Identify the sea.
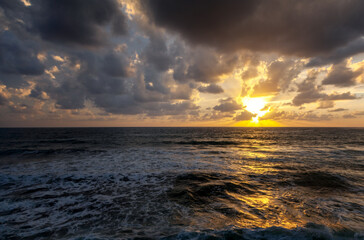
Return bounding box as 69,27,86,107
0,127,363,239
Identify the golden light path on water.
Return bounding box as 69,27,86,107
193,142,345,231
181,145,308,230
222,147,303,230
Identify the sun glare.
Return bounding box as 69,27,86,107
242,97,270,123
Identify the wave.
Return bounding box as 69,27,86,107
161,223,363,240
36,139,88,144
175,140,240,146
292,171,351,190
167,172,260,218
0,148,106,158
67,223,364,239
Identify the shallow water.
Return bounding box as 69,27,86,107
0,127,363,239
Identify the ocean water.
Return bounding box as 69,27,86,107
0,127,363,240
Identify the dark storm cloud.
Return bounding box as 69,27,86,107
80,73,126,95
142,33,173,72
322,61,362,87
140,33,239,85
143,67,171,95
213,98,241,113
144,0,364,57
26,48,132,110
28,45,199,115
0,0,127,47
307,38,364,67
102,52,131,78
51,50,131,109
30,0,127,46
92,94,142,115
51,81,86,110
0,0,29,35
292,71,358,106
198,84,224,94
0,74,28,89
0,31,44,87
172,48,239,83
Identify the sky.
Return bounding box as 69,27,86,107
0,0,363,127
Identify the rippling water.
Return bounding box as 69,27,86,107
0,127,363,239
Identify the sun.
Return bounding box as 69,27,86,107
242,97,270,123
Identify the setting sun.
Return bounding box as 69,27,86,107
242,97,270,122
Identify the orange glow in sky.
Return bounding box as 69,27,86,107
242,97,270,123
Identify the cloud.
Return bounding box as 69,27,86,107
235,110,256,121
0,91,7,105
322,61,361,87
173,47,239,83
307,37,364,67
27,49,134,110
30,0,127,46
355,111,364,115
261,108,333,121
198,84,224,94
292,70,359,106
140,33,240,85
251,59,302,97
241,67,259,80
29,86,49,100
145,101,199,116
41,49,198,115
0,31,44,87
297,112,332,121
292,71,325,106
102,52,133,78
317,101,334,109
213,98,242,113
144,0,364,57
142,33,173,72
0,0,127,47
343,113,356,119
260,109,295,121
324,92,358,101
241,54,260,80
328,108,348,112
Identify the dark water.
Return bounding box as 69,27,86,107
0,127,363,239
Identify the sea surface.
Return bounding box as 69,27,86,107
0,127,363,239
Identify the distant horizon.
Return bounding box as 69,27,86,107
1,126,364,129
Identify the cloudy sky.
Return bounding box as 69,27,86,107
0,0,363,127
